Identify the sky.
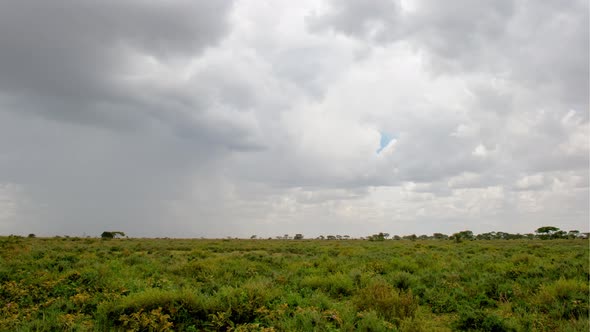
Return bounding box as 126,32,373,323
0,0,588,238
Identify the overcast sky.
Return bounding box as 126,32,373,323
0,0,588,238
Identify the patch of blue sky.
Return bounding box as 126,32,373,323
376,132,396,154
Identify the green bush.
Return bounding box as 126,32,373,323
96,289,215,330
390,271,415,291
299,273,354,297
355,280,419,324
533,278,589,320
355,310,396,331
453,308,516,331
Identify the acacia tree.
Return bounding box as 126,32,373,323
568,230,580,239
535,226,560,240
402,234,417,241
451,230,474,243
368,232,386,241
433,233,447,240
101,231,125,239
101,231,113,239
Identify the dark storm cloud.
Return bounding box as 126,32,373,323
0,0,246,236
0,0,234,126
0,107,222,236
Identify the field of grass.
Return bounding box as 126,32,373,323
0,236,588,331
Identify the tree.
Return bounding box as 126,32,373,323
535,226,560,240
568,230,580,239
101,231,125,239
368,233,386,241
460,230,474,240
402,234,417,241
250,235,257,239
451,230,473,243
433,233,447,240
27,233,36,238
294,234,304,240
536,226,559,234
496,232,509,240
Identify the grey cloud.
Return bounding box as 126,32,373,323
0,0,587,237
0,0,258,236
406,0,516,69
307,0,401,39
0,0,266,154
308,0,588,109
0,0,235,125
0,110,212,235
388,120,490,183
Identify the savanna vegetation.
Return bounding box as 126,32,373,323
0,233,588,331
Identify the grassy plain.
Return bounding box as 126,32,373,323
0,236,588,331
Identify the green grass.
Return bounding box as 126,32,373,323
0,237,588,331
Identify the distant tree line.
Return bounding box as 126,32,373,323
10,226,588,241
260,227,587,241
374,226,587,242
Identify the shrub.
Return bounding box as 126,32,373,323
300,273,354,297
367,261,388,275
119,307,174,331
96,289,216,330
453,308,516,332
355,280,419,324
214,279,281,326
290,306,331,331
390,271,415,291
355,311,395,331
349,268,363,288
533,278,589,320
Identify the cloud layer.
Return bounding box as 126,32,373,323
0,0,587,237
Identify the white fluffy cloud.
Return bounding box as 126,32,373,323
0,0,587,237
